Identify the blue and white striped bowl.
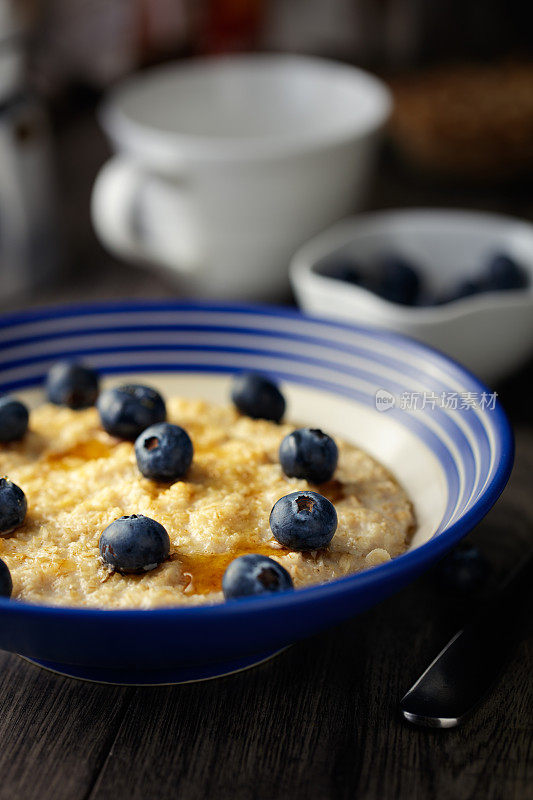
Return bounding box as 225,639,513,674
0,301,513,684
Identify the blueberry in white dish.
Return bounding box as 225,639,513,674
46,361,99,409
0,396,29,442
0,478,27,536
483,253,528,292
279,427,338,484
97,384,166,440
0,558,12,598
320,257,363,285
456,279,483,299
434,253,528,306
270,490,337,551
99,514,170,573
222,554,293,600
377,254,421,306
436,542,488,595
135,422,193,482
231,372,285,423
437,278,482,305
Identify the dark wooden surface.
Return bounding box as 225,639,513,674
0,427,531,800
0,106,532,800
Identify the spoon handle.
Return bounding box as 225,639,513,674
400,550,533,728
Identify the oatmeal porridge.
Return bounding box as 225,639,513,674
0,396,415,608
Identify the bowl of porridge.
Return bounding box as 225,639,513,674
0,302,513,684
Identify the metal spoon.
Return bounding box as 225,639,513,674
400,550,533,728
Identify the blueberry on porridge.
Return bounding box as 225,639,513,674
0,370,414,608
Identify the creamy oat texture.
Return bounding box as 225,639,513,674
0,397,414,608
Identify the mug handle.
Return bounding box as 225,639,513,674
91,156,200,272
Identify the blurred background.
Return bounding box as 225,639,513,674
1,0,533,399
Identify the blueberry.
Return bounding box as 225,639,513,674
0,477,27,536
484,253,528,292
436,542,489,594
321,258,363,285
269,490,337,551
0,559,12,598
99,514,170,573
0,397,29,442
231,373,285,423
97,384,166,440
438,279,483,305
377,254,421,306
279,428,338,484
46,361,99,409
222,554,293,600
135,422,193,482
453,279,481,298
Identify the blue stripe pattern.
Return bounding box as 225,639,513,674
0,301,511,542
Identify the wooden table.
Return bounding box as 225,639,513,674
0,108,531,800
0,423,530,800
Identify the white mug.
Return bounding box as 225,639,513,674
91,54,391,300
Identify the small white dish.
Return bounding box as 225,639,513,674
290,208,533,384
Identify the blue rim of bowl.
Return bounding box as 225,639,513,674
0,299,514,619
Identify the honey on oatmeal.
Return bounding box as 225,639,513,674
0,396,414,608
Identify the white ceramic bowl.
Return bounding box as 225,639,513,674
291,209,533,384
92,54,391,300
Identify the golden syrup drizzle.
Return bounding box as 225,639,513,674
45,439,114,469
315,479,346,504
32,433,350,597
177,541,290,595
